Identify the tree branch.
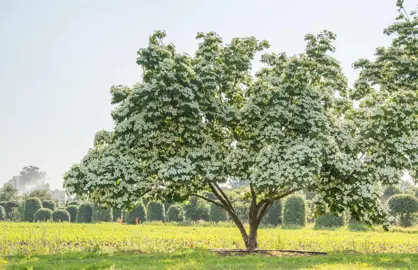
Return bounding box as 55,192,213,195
192,194,225,209
213,182,234,212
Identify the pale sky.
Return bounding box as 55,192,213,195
0,0,414,190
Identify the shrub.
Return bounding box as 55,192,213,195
92,204,113,222
23,197,43,222
166,204,184,222
184,197,209,221
113,207,123,221
348,217,372,231
314,213,345,229
34,208,53,222
0,206,5,221
52,209,70,222
42,200,56,211
383,185,402,198
65,205,78,222
263,200,282,226
2,201,20,220
68,201,79,206
126,201,146,224
283,195,307,227
147,202,165,222
388,194,418,227
209,204,228,222
76,203,93,223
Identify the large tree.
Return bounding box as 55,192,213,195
5,166,49,194
64,2,417,250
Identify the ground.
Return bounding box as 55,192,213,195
1,222,417,269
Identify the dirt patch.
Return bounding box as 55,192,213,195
212,249,327,257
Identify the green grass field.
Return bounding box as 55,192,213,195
1,222,418,269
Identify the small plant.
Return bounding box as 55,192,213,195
147,202,165,222
76,203,93,223
126,201,147,224
23,197,43,222
166,204,184,222
65,205,78,222
34,208,53,222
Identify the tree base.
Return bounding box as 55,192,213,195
211,249,327,256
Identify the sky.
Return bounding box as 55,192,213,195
0,0,415,190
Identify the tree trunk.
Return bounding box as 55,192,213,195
246,224,258,250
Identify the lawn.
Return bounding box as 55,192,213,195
1,222,418,269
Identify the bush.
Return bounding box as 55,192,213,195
348,217,372,231
0,206,5,221
283,195,307,227
263,200,282,226
34,208,53,222
233,202,249,223
126,201,146,224
52,209,70,222
92,205,113,222
184,197,209,221
209,204,228,222
113,207,123,221
2,201,20,220
314,213,345,229
42,200,56,211
166,204,184,222
23,197,43,222
68,201,79,206
383,185,402,198
147,202,165,222
76,203,93,223
388,194,418,227
65,205,78,222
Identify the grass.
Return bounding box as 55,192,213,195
1,222,418,256
1,249,418,269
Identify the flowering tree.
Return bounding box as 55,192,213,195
64,1,417,250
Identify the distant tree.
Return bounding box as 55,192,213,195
209,204,228,222
5,166,49,194
22,189,55,203
262,200,283,226
146,202,165,222
23,197,42,222
283,195,307,227
388,194,418,227
184,197,209,222
166,204,184,222
92,204,113,222
2,201,20,220
0,184,19,201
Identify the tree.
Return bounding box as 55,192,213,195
283,195,307,227
5,166,49,194
92,204,113,222
22,189,55,203
64,2,418,250
23,197,42,222
184,197,209,221
146,202,165,222
388,194,418,227
0,184,19,201
166,204,184,222
209,204,228,222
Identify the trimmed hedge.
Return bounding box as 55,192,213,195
76,203,93,223
147,202,165,222
68,201,79,206
0,206,5,221
383,185,402,198
209,204,228,222
92,205,113,222
52,209,70,222
42,200,56,211
126,201,146,224
23,197,43,222
34,208,53,222
263,200,283,226
348,217,372,231
388,194,418,227
314,213,345,229
166,204,184,222
65,205,78,222
113,208,123,221
283,195,307,227
184,197,209,221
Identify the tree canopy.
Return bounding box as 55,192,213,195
64,1,417,249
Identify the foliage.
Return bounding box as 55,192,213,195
166,204,184,222
113,207,123,221
23,197,42,222
42,200,56,211
184,197,209,221
146,202,165,222
65,205,78,222
5,166,49,194
76,203,93,223
383,186,402,198
126,201,146,224
209,204,228,222
348,217,372,232
388,194,418,227
0,206,5,221
67,201,79,206
0,184,18,202
92,204,113,222
52,209,71,222
22,189,55,203
283,195,307,227
63,2,418,248
33,208,53,222
314,213,345,229
262,200,282,226
0,201,20,220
